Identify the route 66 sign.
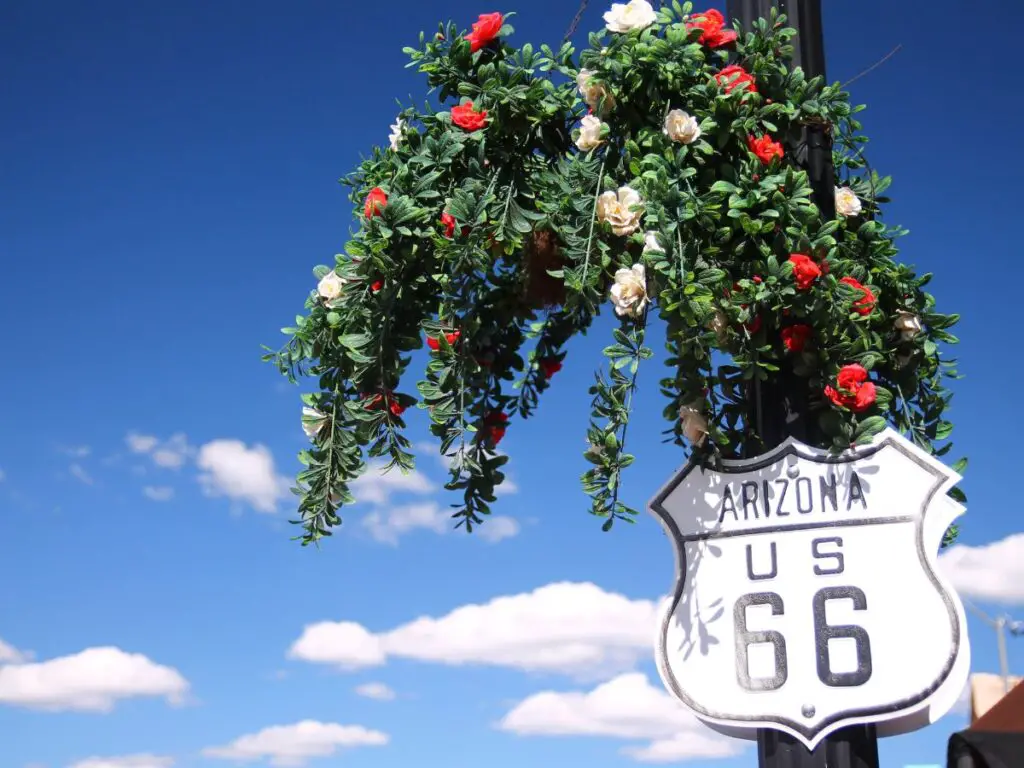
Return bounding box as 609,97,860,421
649,428,970,749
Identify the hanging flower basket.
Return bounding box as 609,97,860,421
266,1,964,547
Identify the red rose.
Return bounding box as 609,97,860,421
466,12,503,53
687,9,738,48
839,276,877,316
364,187,387,218
747,134,783,164
451,101,488,131
370,280,383,292
825,363,877,413
715,64,757,94
781,324,812,352
426,330,461,351
539,358,562,378
483,410,509,445
441,212,457,238
788,254,822,291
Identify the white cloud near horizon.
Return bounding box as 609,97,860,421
0,646,189,712
499,672,741,763
69,755,174,768
938,533,1024,603
201,721,388,767
288,582,657,678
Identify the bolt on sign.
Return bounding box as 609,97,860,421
648,428,970,749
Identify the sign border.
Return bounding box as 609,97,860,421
648,428,964,746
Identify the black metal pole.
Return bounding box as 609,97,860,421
725,2,881,767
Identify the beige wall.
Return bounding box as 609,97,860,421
971,673,1023,722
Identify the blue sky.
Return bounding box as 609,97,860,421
1,0,1022,766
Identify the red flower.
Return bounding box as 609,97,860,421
539,358,562,378
752,275,762,284
441,212,457,238
715,64,757,94
825,364,877,413
687,9,738,48
451,102,488,131
781,324,812,352
426,330,461,351
370,280,383,292
366,392,406,417
747,134,783,164
840,276,877,316
483,410,509,446
745,314,762,334
466,12,503,53
364,187,387,218
788,254,822,291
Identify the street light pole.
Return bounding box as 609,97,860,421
725,1,879,767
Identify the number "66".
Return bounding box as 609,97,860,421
734,586,872,691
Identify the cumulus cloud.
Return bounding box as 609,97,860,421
142,486,175,502
354,682,395,701
196,440,289,514
499,673,740,763
125,433,192,469
201,721,388,767
69,755,174,768
477,516,520,542
0,637,31,664
938,533,1024,603
126,433,160,454
0,647,189,712
361,502,520,545
288,582,656,678
351,460,434,505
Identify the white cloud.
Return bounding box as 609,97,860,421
0,637,31,664
0,646,189,712
362,503,447,544
938,533,1024,603
69,463,94,486
142,486,175,502
478,516,520,542
351,460,434,505
499,673,740,763
196,440,288,514
60,445,92,458
125,433,192,469
201,721,388,767
354,682,395,701
69,755,174,768
288,582,657,678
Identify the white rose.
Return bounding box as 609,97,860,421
709,309,729,343
577,69,615,112
317,270,345,303
604,0,658,33
597,185,644,236
663,109,701,145
609,264,648,318
894,310,923,341
643,231,663,254
388,118,404,151
302,407,329,440
575,114,605,151
678,402,708,445
835,186,862,218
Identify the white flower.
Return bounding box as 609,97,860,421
642,231,664,254
577,69,615,112
609,264,648,318
835,186,862,217
709,309,729,343
302,407,329,439
678,402,709,445
604,0,658,33
663,109,701,144
894,310,923,341
317,270,345,303
575,114,606,151
388,118,404,151
597,185,644,236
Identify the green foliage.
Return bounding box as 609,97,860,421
266,6,963,546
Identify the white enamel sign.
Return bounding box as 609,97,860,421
649,428,970,749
